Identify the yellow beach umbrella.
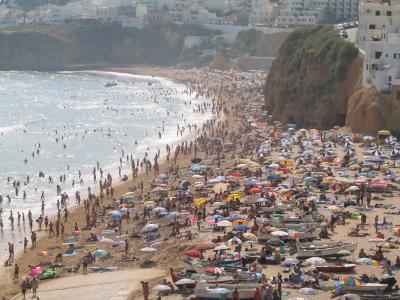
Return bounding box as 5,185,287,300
194,198,207,206
227,193,241,201
232,220,249,226
144,201,155,206
122,192,135,197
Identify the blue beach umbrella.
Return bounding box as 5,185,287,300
233,225,250,232
111,213,122,219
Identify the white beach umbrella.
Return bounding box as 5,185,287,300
153,284,172,292
271,231,289,237
216,220,232,227
299,288,319,295
305,257,327,266
212,245,229,251
175,278,196,285
140,247,157,253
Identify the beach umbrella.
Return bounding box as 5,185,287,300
213,183,229,193
110,213,122,219
142,224,159,233
271,230,289,237
185,249,203,258
356,258,373,265
122,192,135,197
289,298,309,300
370,149,383,156
211,201,223,207
256,197,268,203
233,225,250,232
363,136,375,141
152,187,165,193
194,198,207,206
249,187,262,194
144,201,156,206
107,210,119,215
153,284,171,292
368,237,386,242
158,174,169,180
283,258,300,266
298,288,318,295
175,278,196,286
305,257,326,266
167,211,180,218
268,163,280,169
212,214,224,221
213,245,229,251
193,181,204,188
242,232,258,241
192,174,204,179
267,239,284,246
29,267,43,276
152,207,166,212
191,158,202,164
99,238,116,244
194,243,216,251
216,220,232,227
227,237,243,245
39,251,49,257
345,186,359,193
92,249,108,257
122,195,136,201
230,172,241,177
140,247,157,253
227,215,243,222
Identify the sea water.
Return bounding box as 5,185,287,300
0,70,212,256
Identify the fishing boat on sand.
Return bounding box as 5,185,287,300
194,281,267,300
296,240,357,258
315,264,356,273
344,283,388,292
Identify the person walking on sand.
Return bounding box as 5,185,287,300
20,279,27,299
124,239,129,257
32,276,39,298
14,263,19,283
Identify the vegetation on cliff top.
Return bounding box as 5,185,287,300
264,25,359,129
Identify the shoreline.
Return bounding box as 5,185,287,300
0,66,226,299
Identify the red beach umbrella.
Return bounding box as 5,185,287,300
185,249,204,259
249,187,262,193
194,243,216,251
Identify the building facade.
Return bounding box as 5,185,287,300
359,0,400,96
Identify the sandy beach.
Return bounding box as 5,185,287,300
2,67,400,300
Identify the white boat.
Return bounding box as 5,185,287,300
194,281,267,300
296,240,357,258
344,283,388,293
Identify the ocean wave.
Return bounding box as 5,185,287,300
0,124,26,134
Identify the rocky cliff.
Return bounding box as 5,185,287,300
0,24,218,70
264,25,398,134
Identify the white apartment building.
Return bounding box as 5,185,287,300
249,0,275,25
359,0,400,97
276,14,317,26
275,0,326,27
328,0,359,21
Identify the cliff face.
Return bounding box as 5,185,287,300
0,24,218,70
264,25,398,134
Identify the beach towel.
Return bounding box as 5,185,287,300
62,250,80,257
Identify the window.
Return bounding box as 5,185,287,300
369,24,376,29
375,51,382,59
389,76,392,81
375,10,380,16
397,91,400,100
387,11,392,16
366,63,369,70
